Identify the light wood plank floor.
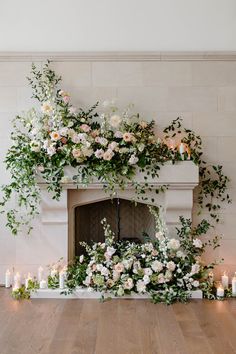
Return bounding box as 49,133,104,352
1,288,236,354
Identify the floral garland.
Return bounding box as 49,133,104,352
0,62,231,234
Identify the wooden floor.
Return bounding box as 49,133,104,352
1,288,236,354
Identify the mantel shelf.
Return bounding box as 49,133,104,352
38,161,199,191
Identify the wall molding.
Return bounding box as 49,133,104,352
1,51,236,62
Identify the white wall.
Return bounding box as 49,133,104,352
0,0,236,51
0,57,236,283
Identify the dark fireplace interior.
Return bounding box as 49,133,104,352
74,198,155,256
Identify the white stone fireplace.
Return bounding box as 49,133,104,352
39,161,198,265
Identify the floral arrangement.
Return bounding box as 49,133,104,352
61,207,220,304
11,207,221,304
0,62,231,234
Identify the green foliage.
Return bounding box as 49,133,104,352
11,279,39,300
163,117,231,222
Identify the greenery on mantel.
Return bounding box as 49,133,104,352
0,62,231,235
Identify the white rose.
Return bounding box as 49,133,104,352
166,261,176,271
136,280,146,293
128,154,139,165
155,231,164,240
47,146,56,156
79,255,84,263
41,102,53,114
72,148,82,159
101,267,110,277
94,149,104,159
114,262,124,273
122,259,133,270
113,270,120,282
143,275,150,285
81,147,93,157
98,137,108,146
157,273,165,284
133,261,141,274
167,239,180,251
144,268,153,276
59,127,69,136
114,130,123,138
108,141,118,150
106,246,116,257
191,264,200,275
96,264,103,272
151,260,163,272
124,278,134,290
110,114,122,128
193,238,203,248
192,280,199,288
176,250,186,259
103,149,114,161
137,143,145,152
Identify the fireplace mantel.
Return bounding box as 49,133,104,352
38,161,199,190
38,161,198,261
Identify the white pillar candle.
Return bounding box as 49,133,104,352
38,266,44,282
59,271,66,289
221,272,229,289
39,279,47,289
216,284,225,298
13,272,21,289
5,269,11,288
179,143,185,159
25,273,32,289
232,273,236,297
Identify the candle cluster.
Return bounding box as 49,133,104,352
5,264,67,291
207,271,236,300
166,139,191,160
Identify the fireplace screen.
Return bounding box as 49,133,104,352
74,199,155,256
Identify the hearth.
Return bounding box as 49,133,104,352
74,198,155,255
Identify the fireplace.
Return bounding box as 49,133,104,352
74,198,155,255
38,161,198,265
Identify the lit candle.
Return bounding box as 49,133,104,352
216,284,225,299
208,271,214,286
13,272,21,289
221,272,229,289
168,138,176,150
5,269,11,288
179,143,185,159
232,272,236,297
51,268,58,277
25,273,32,289
59,270,66,289
39,279,47,289
38,266,44,282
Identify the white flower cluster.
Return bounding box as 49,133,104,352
74,218,204,301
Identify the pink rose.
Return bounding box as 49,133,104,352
80,124,91,133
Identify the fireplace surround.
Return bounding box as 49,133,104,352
39,161,198,264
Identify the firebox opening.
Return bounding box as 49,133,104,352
74,198,155,256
